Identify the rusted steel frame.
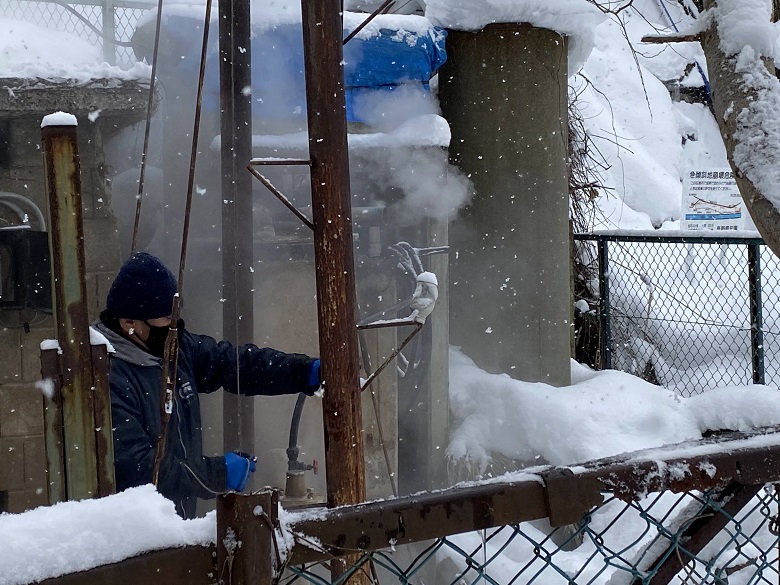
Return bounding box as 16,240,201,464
90,344,115,497
249,158,311,166
360,322,422,391
217,491,278,585
639,482,763,585
42,122,99,501
301,0,366,511
579,430,780,499
287,429,780,565
152,298,180,485
220,0,255,454
342,0,395,45
247,165,315,231
288,478,550,564
37,545,217,585
41,348,66,504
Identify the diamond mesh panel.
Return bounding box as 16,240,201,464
575,236,777,396
0,1,149,67
281,488,780,585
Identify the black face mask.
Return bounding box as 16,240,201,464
142,321,170,358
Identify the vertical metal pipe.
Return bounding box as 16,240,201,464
102,0,116,65
300,0,366,509
597,238,612,370
41,120,99,501
219,0,255,454
748,243,765,385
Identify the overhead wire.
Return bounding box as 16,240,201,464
131,0,167,253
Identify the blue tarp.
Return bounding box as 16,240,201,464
135,15,447,123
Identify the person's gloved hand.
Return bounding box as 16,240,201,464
224,452,256,492
306,358,322,396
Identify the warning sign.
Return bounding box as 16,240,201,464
681,168,744,232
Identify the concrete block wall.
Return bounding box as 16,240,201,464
0,114,122,512
0,318,51,512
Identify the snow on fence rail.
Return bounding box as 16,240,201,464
46,426,780,585
574,233,780,396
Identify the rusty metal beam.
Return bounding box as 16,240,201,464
40,348,65,504
642,482,763,585
36,545,216,585
286,426,780,564
90,344,115,497
41,120,99,501
300,0,366,511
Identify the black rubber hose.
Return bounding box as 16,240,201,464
287,392,307,467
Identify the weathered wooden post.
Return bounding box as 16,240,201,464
217,490,278,585
41,113,114,502
301,1,367,581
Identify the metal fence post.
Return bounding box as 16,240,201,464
217,491,278,585
597,237,612,370
102,0,116,65
41,116,99,501
748,243,765,385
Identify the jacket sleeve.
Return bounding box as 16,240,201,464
111,370,227,500
185,329,318,397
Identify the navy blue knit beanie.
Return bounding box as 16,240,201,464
106,253,177,320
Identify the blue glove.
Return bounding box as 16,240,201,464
224,452,256,492
307,359,321,393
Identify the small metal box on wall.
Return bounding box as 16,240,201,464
0,227,52,313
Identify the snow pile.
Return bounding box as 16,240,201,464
424,0,605,74
0,485,215,585
715,0,775,58
0,19,150,82
448,348,780,474
41,111,77,128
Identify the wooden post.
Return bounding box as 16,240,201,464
41,115,115,501
301,3,367,581
300,0,366,508
217,491,277,585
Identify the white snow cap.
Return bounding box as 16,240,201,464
716,0,777,58
424,0,605,75
41,111,77,128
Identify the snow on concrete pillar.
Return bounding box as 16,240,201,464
441,23,572,386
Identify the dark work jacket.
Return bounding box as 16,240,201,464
93,319,317,519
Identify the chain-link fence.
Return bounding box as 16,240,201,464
0,0,151,66
574,234,780,396
283,487,780,585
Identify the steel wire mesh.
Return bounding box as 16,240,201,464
0,0,148,67
282,488,780,585
574,236,780,396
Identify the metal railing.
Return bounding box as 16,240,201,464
0,0,154,66
206,426,780,585
574,233,780,396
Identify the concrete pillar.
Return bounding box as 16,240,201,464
440,23,571,386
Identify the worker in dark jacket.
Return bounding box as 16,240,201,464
93,252,321,518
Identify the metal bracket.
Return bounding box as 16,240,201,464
540,468,602,527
